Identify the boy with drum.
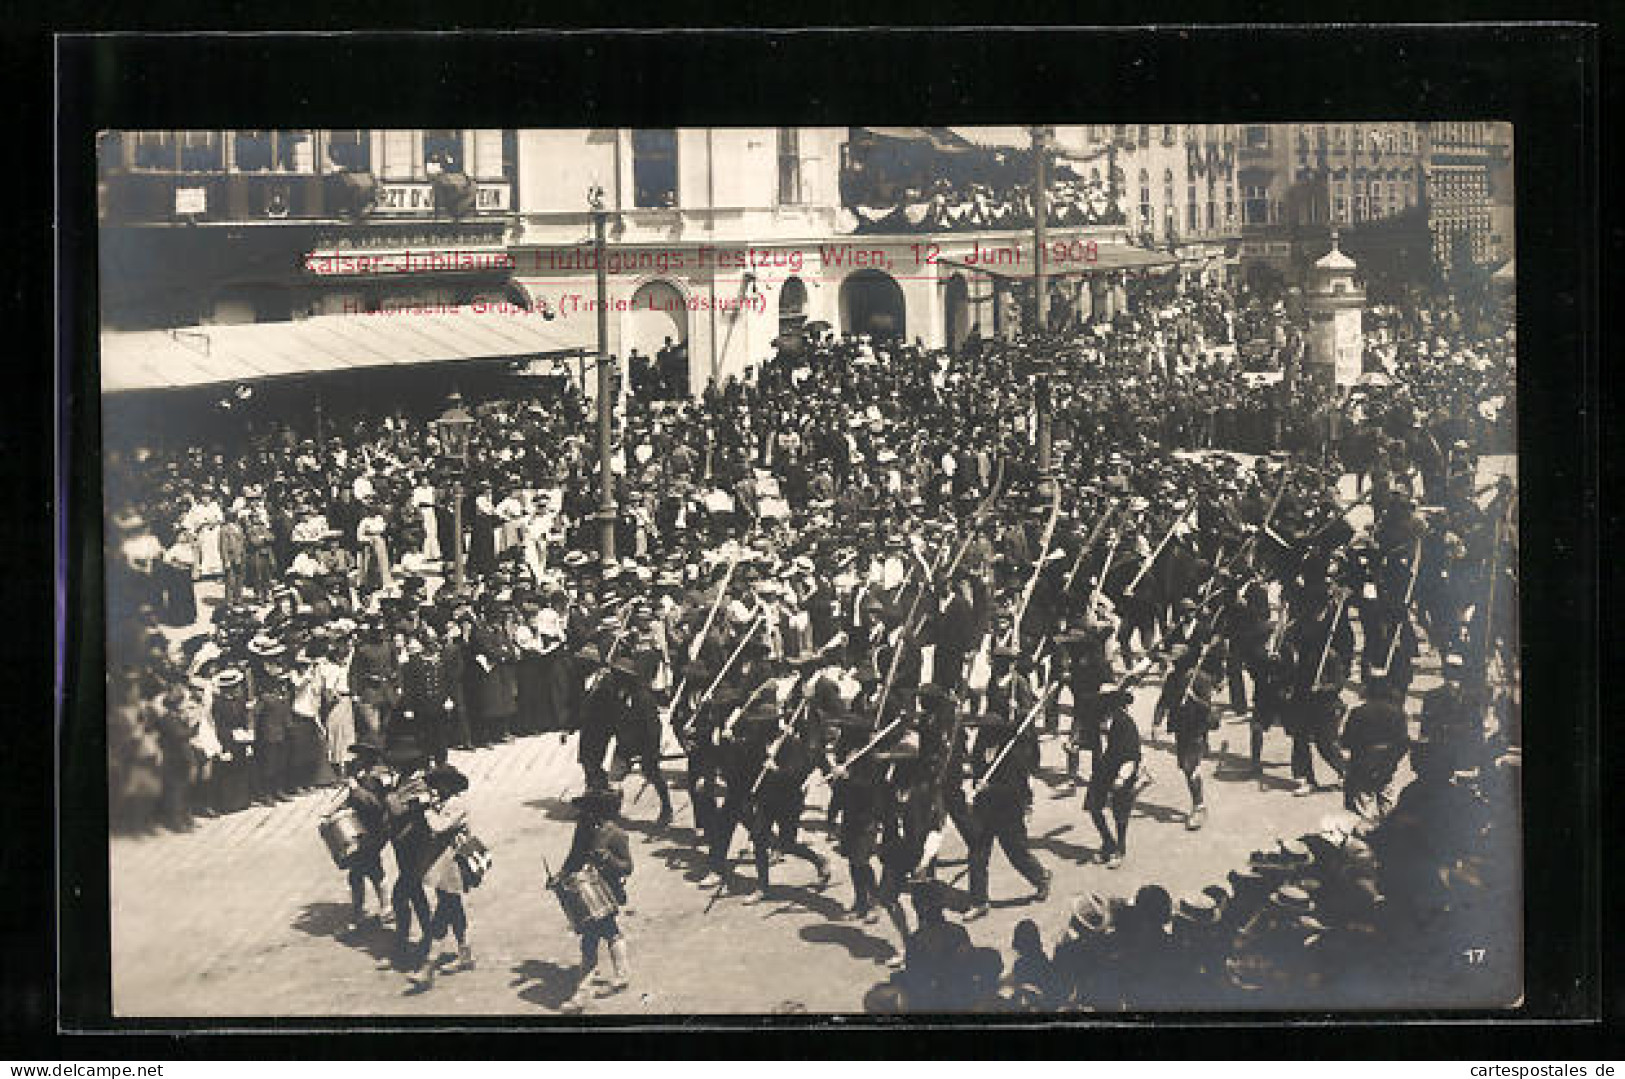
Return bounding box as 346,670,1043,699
554,786,634,1013
339,741,394,930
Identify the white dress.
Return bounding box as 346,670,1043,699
320,657,356,767
413,485,441,560
185,499,226,578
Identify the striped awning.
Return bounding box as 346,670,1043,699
101,306,597,393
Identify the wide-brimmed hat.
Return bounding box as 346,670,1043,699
425,763,469,796
1068,892,1113,936
247,634,286,658
1176,891,1223,926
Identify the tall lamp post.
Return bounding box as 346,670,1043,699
589,184,617,563
433,391,474,593
1030,125,1056,497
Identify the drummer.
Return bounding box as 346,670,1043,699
408,763,475,989
339,740,394,932
557,785,635,1013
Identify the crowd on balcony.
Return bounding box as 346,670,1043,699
845,175,1126,235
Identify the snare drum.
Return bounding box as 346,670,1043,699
551,863,619,932
318,806,372,869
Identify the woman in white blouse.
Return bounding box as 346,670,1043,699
412,481,441,561
356,509,394,594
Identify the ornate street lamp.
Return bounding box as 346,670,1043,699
589,184,617,563
433,390,475,592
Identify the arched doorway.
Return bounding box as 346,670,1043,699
778,275,808,336
944,273,970,354
839,268,906,340
627,279,689,398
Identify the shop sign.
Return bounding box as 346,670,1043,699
372,181,512,214
174,186,207,215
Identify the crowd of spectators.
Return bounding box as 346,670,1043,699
103,276,1514,866
868,725,1518,1011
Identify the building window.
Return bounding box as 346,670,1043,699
179,131,222,171
1225,184,1235,220
381,130,415,179
275,131,314,173
1244,126,1269,150
233,131,276,172
777,128,803,205
1163,125,1177,146
1139,169,1151,226
1187,184,1198,231
325,130,370,172
1207,199,1216,230
779,275,808,334
470,130,509,179
423,129,464,174
132,131,177,170
1242,184,1269,225
633,128,678,208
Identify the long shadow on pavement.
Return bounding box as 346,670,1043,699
511,958,580,1011
1131,797,1189,825
290,900,401,967
524,796,577,822
1203,728,1321,793
798,922,896,963
1029,826,1102,865
758,881,849,921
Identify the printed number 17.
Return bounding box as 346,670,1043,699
1462,948,1486,964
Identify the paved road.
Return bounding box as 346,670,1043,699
111,461,1511,1016
111,668,1439,1017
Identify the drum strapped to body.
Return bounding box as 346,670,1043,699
318,806,374,869
551,863,619,933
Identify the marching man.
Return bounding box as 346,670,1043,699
554,786,635,1013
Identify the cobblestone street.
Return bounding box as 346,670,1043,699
110,679,1423,1017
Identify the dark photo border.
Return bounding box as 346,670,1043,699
34,20,1603,1058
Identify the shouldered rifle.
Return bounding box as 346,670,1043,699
1310,589,1350,691
1125,502,1196,597
1382,536,1425,670
806,715,905,792
1063,499,1120,594
972,681,1058,796
696,612,766,712
750,698,810,795
1007,485,1062,646
1089,529,1124,614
